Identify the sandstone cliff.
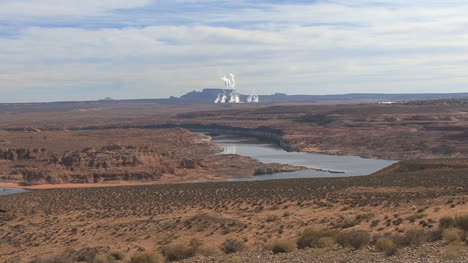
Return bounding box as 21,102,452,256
0,145,204,185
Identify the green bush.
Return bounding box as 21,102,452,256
270,239,296,254
296,229,339,249
130,251,164,263
220,239,246,254
442,227,462,242
375,237,397,256
336,230,369,249
162,244,195,261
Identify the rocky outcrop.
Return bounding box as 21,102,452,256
4,144,203,185
0,148,50,161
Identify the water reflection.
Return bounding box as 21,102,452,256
210,136,396,181
0,187,28,196
220,143,238,155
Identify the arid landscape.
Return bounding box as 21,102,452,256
0,99,467,262
3,1,468,262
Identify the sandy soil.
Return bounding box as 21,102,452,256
1,163,466,262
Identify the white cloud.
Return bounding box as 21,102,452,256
1,0,468,102
0,0,150,17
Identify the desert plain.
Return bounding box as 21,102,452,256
0,99,467,262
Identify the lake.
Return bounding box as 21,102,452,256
0,187,28,196
209,135,396,181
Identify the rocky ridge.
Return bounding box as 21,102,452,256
0,145,205,185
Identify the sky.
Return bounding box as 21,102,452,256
1,0,468,102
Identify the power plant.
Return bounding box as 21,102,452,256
214,72,258,104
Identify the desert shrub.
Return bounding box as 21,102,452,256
336,230,370,249
196,246,219,257
296,229,339,249
162,244,195,261
107,250,125,261
395,229,426,247
442,227,462,242
188,238,203,251
93,254,111,263
318,237,335,248
220,239,246,254
336,230,369,249
29,254,73,263
454,214,468,231
439,216,456,230
375,237,397,256
426,229,443,242
270,239,296,254
445,241,464,259
130,251,164,263
28,258,49,263
70,247,102,262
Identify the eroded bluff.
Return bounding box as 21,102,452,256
0,145,204,185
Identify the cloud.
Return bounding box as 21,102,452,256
1,0,468,102
0,0,151,17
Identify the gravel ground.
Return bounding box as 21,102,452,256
180,242,468,263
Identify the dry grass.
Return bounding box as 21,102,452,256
296,229,339,249
129,251,164,263
162,244,195,261
220,239,246,254
442,228,462,243
336,230,370,249
375,237,397,256
269,239,296,254
444,241,464,259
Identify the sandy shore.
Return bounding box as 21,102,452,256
0,173,226,190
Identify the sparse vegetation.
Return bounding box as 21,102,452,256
445,241,464,259
107,250,125,261
397,229,427,247
269,239,296,253
130,251,164,263
454,214,468,231
336,230,370,249
0,152,467,262
442,227,462,243
162,244,195,261
296,229,339,249
93,254,112,263
439,216,456,230
220,239,246,254
375,237,397,256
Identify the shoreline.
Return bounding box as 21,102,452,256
72,124,404,160
0,181,163,190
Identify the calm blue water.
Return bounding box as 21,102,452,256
209,136,396,181
0,187,28,196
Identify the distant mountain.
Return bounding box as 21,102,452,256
2,90,467,106
99,97,114,101
176,89,468,104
